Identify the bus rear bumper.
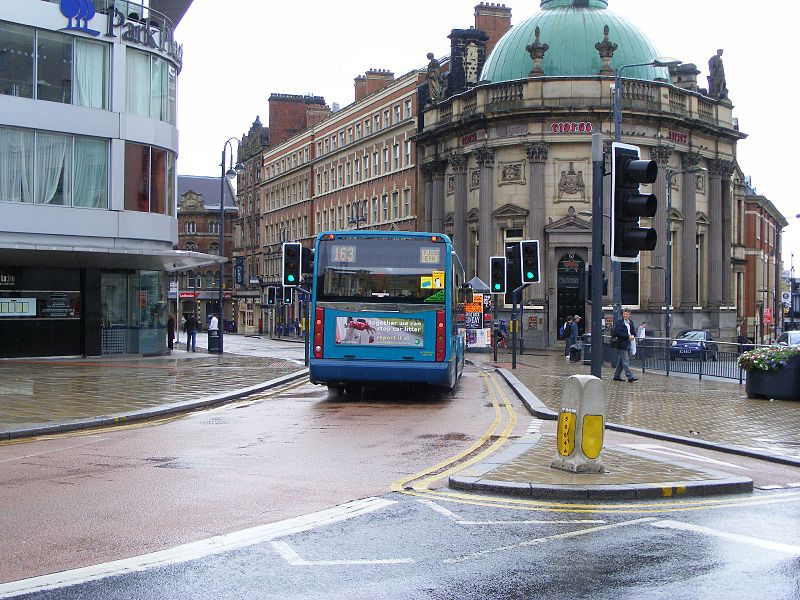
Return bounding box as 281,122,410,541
310,358,455,387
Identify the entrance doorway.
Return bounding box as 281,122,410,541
557,253,586,340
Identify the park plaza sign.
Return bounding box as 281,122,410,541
60,0,183,68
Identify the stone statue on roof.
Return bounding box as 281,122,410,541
426,52,447,104
708,49,728,100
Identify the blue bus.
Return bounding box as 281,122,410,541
308,231,467,393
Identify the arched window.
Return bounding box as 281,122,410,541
206,271,214,288
184,241,198,252
208,242,220,255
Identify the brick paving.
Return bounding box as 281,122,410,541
475,351,800,460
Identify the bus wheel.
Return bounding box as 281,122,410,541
327,385,345,396
344,383,361,397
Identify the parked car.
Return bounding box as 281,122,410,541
669,329,718,361
774,331,800,348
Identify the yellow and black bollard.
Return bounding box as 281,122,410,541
550,375,606,473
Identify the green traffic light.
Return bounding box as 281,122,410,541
288,274,295,282
494,283,500,290
526,272,534,279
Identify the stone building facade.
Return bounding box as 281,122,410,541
416,0,782,347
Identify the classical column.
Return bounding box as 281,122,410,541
650,145,673,308
525,142,548,300
430,160,447,234
450,153,468,264
719,160,735,306
422,163,434,232
680,152,701,308
475,146,495,281
707,159,726,307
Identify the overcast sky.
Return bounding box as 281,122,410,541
175,0,797,270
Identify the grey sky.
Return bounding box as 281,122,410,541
175,0,796,269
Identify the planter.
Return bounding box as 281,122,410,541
745,355,800,401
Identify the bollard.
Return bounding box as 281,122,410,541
550,375,606,473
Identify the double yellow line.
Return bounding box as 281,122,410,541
392,371,517,493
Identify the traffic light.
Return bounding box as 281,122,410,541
282,285,293,304
520,240,540,284
585,265,608,302
489,256,506,294
266,286,277,307
282,242,302,286
611,142,658,262
505,242,522,292
302,246,315,279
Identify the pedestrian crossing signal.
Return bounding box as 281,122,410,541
282,285,293,304
282,242,302,286
266,286,276,306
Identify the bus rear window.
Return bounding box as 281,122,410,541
315,238,447,304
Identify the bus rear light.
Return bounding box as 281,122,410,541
314,307,325,358
435,309,446,361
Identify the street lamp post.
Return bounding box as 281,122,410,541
759,287,775,343
612,57,681,323
219,138,245,354
348,201,367,229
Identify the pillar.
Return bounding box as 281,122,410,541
475,146,495,281
450,153,468,264
526,142,548,301
680,152,701,307
422,163,434,232
649,146,672,308
707,159,725,307
430,161,447,234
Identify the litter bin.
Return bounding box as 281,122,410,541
207,329,220,353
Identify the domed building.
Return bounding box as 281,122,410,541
417,0,747,347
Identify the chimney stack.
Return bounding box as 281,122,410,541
474,3,512,58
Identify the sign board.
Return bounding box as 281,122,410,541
765,308,772,324
334,316,424,347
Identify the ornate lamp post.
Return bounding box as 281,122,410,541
219,137,245,354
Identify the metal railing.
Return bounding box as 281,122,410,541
592,336,767,383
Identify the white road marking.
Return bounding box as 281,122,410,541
786,482,800,488
444,518,657,563
757,485,786,490
0,439,103,463
650,520,800,556
0,497,395,599
417,499,605,526
620,443,749,470
271,541,414,566
526,419,543,434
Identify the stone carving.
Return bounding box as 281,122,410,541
526,26,549,77
474,146,495,168
681,151,702,170
449,153,467,173
447,175,455,195
498,162,526,186
709,158,735,178
595,25,617,76
695,173,706,193
651,144,674,166
426,52,447,104
707,49,728,100
525,142,549,163
469,169,480,190
558,162,585,199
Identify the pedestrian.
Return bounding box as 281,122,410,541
636,320,647,358
209,313,219,332
186,313,198,352
496,319,508,349
612,309,637,382
569,315,581,362
562,316,573,360
167,314,175,350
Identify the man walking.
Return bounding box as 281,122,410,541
186,313,198,352
562,316,573,360
612,309,638,382
569,315,582,362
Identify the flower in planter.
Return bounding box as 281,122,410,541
738,345,800,372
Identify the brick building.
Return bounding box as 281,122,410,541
175,176,237,329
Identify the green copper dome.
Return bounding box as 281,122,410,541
481,0,668,82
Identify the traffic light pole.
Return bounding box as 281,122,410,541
590,134,604,378
510,283,530,370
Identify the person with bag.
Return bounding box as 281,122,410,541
569,315,582,362
561,316,573,360
612,309,637,382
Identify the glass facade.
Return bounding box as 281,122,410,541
123,142,176,215
0,22,109,108
101,270,167,355
0,126,109,207
126,49,177,125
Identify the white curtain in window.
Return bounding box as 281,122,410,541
0,127,33,203
74,137,108,208
126,49,150,116
75,39,107,109
34,132,70,205
150,57,166,121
